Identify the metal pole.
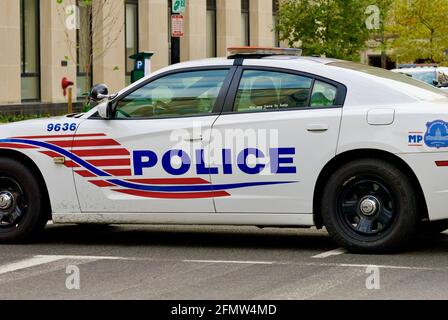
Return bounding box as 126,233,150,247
67,87,73,114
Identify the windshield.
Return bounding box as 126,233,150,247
401,70,436,85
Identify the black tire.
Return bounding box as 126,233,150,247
0,158,48,243
321,159,418,253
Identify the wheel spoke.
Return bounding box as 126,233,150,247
357,217,373,233
375,187,389,203
341,200,358,215
377,207,394,226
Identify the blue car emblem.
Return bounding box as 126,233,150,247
424,120,448,149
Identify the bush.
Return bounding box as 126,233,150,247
0,114,52,123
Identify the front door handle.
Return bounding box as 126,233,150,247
306,124,329,132
184,136,203,142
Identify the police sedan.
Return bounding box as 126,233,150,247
1,47,448,253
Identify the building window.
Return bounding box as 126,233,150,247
241,0,250,46
273,0,280,47
206,0,217,58
77,1,92,99
20,0,40,101
125,0,139,85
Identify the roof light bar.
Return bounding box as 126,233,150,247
227,46,302,58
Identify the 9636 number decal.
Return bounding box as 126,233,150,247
47,123,77,132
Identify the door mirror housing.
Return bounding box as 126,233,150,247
96,101,109,119
96,101,117,119
89,84,109,102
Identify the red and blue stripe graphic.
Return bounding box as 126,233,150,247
0,134,296,199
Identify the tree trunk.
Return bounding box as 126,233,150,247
381,50,388,69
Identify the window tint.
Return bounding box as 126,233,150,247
115,70,229,119
234,70,313,112
310,81,337,107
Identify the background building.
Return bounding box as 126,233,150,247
0,0,280,113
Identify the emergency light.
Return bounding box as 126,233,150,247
227,46,302,58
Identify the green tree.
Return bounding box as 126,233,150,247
388,0,448,64
277,0,371,61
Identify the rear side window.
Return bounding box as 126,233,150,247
310,81,337,107
234,70,313,112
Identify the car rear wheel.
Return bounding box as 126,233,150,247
321,159,418,253
0,158,48,243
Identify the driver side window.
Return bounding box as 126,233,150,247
115,69,229,119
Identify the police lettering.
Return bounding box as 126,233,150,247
133,148,296,176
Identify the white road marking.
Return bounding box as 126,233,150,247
335,263,434,271
0,256,64,275
0,254,440,277
183,259,275,265
34,255,132,261
312,248,347,259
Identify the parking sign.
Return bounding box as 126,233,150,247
172,0,186,13
171,15,184,37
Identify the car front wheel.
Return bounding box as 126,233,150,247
0,158,48,243
321,159,418,253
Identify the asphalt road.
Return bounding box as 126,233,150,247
0,223,447,300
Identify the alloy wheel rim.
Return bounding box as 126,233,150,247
337,178,396,236
0,177,27,227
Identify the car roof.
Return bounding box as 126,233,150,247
159,56,340,70
392,68,437,74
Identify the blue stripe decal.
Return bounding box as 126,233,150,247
0,138,111,177
108,179,296,192
1,138,298,193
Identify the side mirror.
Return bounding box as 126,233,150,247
90,83,109,102
433,80,439,87
96,101,117,119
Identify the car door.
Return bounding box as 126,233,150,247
208,67,346,213
74,67,235,213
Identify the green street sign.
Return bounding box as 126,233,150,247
172,0,186,13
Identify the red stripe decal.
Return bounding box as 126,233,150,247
40,151,62,158
104,169,132,176
126,178,210,185
47,139,120,148
74,170,97,177
0,143,38,149
64,161,80,168
72,148,130,157
87,159,131,167
436,161,448,167
89,180,116,187
15,133,106,139
113,189,230,199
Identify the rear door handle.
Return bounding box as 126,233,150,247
306,124,329,132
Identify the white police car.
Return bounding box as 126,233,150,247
1,47,448,253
